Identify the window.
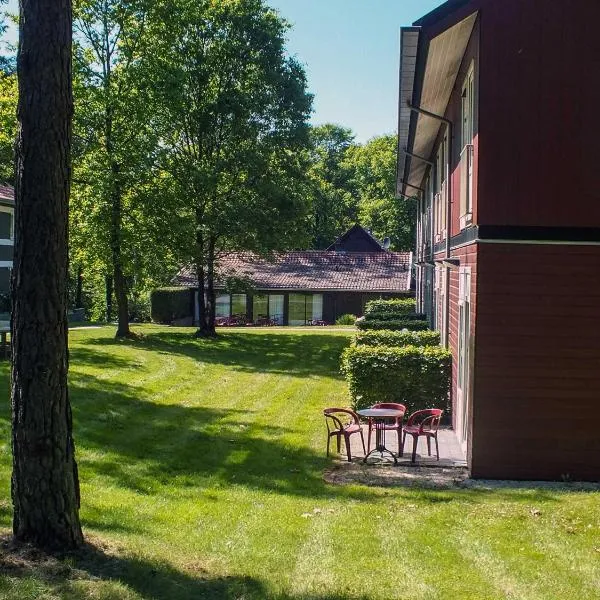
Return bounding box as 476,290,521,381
269,294,284,325
460,63,475,227
253,295,268,320
215,294,231,318
0,208,13,242
288,293,323,326
231,294,246,316
434,134,448,241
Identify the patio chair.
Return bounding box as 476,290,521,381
401,409,443,463
367,402,406,455
323,408,366,462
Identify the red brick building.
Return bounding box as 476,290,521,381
397,0,600,479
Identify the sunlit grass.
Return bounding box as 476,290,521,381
0,325,598,599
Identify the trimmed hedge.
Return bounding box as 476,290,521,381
364,298,415,316
340,345,452,413
354,329,441,348
355,318,430,331
150,287,192,323
363,311,427,322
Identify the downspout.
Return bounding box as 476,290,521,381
406,102,453,347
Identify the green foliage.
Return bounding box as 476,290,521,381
0,70,16,184
364,298,416,315
354,329,441,348
340,344,452,413
150,287,192,323
305,131,416,250
335,313,357,325
364,311,426,322
356,318,429,331
143,0,313,333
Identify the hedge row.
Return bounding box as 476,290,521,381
354,329,441,348
356,318,430,331
340,345,452,413
364,298,415,316
363,311,427,322
150,287,192,323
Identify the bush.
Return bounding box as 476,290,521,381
364,298,415,316
354,329,441,348
335,313,357,325
150,287,193,324
355,318,430,331
363,311,427,322
340,345,451,414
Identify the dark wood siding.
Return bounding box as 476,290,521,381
477,0,600,227
471,244,600,480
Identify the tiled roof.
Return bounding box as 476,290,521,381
174,251,412,292
0,185,14,205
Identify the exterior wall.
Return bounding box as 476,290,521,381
471,243,600,480
477,0,600,227
192,290,411,326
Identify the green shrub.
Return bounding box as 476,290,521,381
335,313,357,325
355,318,429,331
150,287,192,324
354,329,441,348
364,311,427,322
340,345,451,414
364,298,415,316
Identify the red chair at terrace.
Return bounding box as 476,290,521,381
367,402,406,455
401,409,443,463
323,408,366,462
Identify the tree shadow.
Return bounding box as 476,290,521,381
82,329,351,378
65,368,374,507
0,536,372,600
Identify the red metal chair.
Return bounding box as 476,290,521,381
323,408,366,462
367,403,406,455
401,409,443,463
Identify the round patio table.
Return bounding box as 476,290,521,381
357,408,404,465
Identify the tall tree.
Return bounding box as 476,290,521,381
12,0,83,549
307,124,356,248
344,134,416,250
0,68,16,184
146,0,312,337
72,0,158,337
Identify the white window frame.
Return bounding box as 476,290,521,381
460,63,475,229
0,206,14,244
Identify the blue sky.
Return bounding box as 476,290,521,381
3,0,446,143
269,0,444,142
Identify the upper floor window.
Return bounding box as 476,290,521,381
0,207,13,242
460,63,475,228
434,133,448,241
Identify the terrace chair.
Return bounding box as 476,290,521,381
401,409,443,463
323,408,366,462
367,402,406,455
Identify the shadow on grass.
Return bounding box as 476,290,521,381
63,367,375,507
0,536,372,600
82,329,351,378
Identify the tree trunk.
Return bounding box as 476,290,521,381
11,0,83,550
105,275,113,322
205,236,216,336
75,264,83,308
110,167,130,338
194,225,211,338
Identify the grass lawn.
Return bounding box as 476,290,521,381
0,325,599,599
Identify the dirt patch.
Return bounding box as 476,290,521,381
324,459,469,489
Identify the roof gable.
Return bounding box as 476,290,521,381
326,224,385,252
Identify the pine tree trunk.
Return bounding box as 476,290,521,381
11,0,83,550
